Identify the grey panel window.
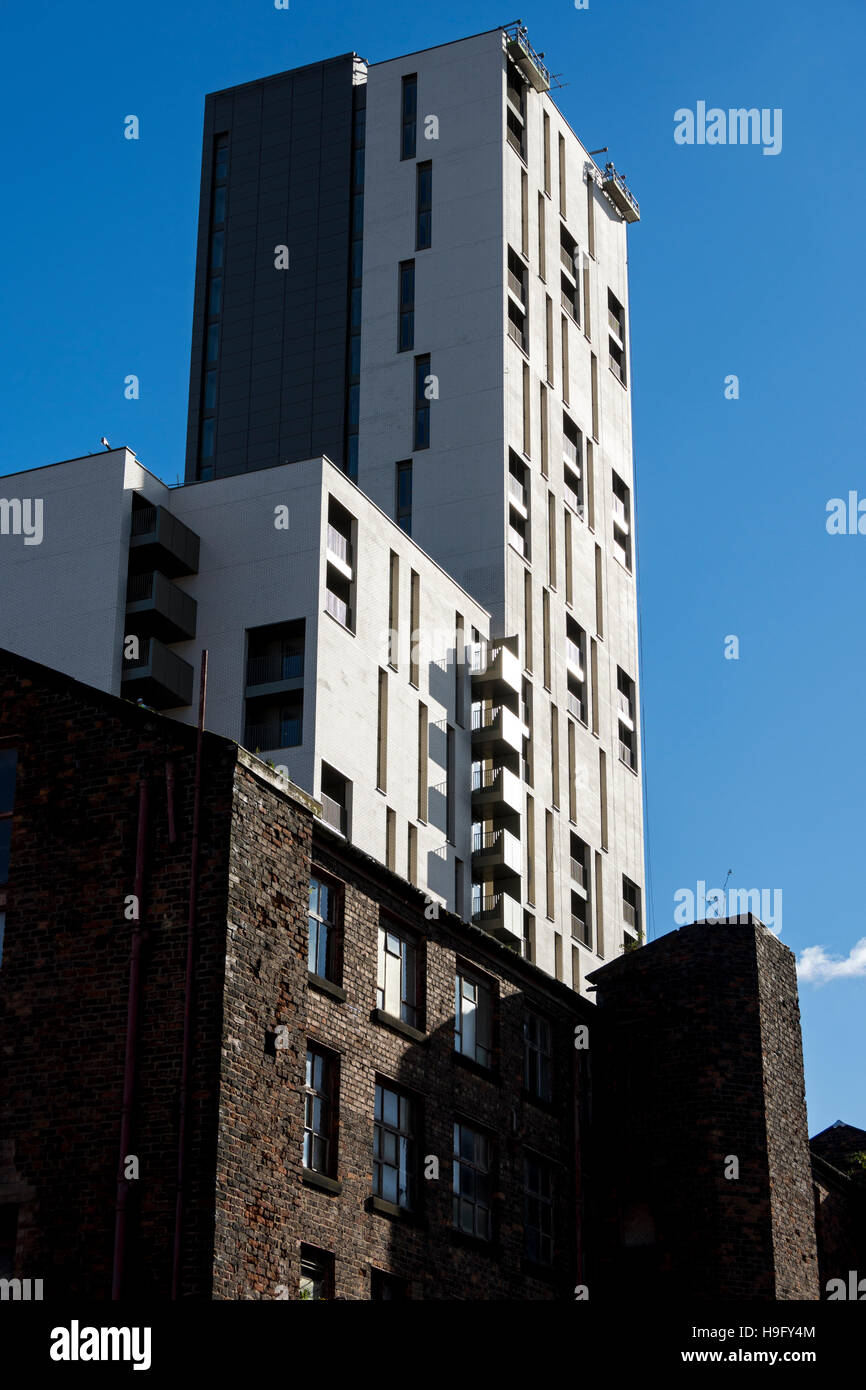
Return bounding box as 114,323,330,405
396,460,412,534
203,371,217,410
205,324,219,363
401,74,417,159
199,418,215,461
210,230,224,270
398,260,415,351
415,162,432,250
208,278,223,316
413,355,430,450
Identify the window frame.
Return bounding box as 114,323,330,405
373,1078,418,1212
454,965,494,1070
307,873,342,983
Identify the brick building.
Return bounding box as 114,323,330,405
0,648,829,1299
0,648,587,1299
810,1122,866,1296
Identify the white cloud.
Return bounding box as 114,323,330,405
796,937,866,986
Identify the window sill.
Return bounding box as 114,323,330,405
323,609,355,637
302,1168,343,1196
618,757,639,777
449,1228,498,1256
308,972,347,1003
371,1008,427,1044
368,1195,424,1225
452,1050,499,1085
608,366,628,391
521,1087,557,1115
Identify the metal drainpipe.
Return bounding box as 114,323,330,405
112,777,150,1300
171,651,208,1299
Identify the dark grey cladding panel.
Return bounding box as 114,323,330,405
185,52,356,482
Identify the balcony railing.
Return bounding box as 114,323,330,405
609,308,624,339
617,689,633,724
507,268,526,301
325,589,350,627
566,639,584,675
246,651,304,686
126,571,153,601
130,505,158,536
570,857,587,889
612,498,629,532
564,483,582,515
244,718,302,751
623,901,638,930
567,690,585,722
619,739,637,769
326,524,352,567
508,474,527,510
561,243,577,277
600,163,640,223
503,22,551,92
563,435,579,468
571,913,591,946
320,792,347,835
507,317,527,352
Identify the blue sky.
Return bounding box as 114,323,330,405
1,0,863,1134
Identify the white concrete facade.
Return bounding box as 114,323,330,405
356,26,645,983
0,449,491,924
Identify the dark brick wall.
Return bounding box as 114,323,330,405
212,781,587,1300
0,650,238,1298
586,920,820,1300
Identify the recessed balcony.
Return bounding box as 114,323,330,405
472,826,522,880
245,650,304,699
125,570,197,643
508,474,528,518
121,635,195,709
326,525,353,580
566,640,585,681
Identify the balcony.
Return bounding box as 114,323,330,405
472,827,522,880
125,570,197,643
243,717,302,753
471,764,523,818
320,792,347,837
612,497,629,533
600,163,640,223
128,503,200,577
619,738,637,770
245,650,304,697
470,640,521,702
503,22,550,92
121,635,195,709
563,435,579,469
326,525,353,580
471,704,522,757
561,243,577,278
507,316,527,352
508,473,528,518
472,891,523,942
